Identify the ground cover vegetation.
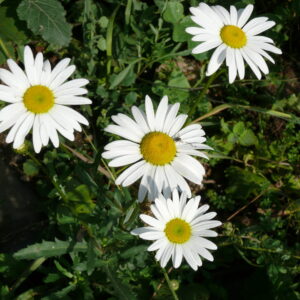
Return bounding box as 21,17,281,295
0,0,299,299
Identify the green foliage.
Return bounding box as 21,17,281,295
0,0,300,299
17,0,72,47
13,239,88,260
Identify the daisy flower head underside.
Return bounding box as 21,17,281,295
102,95,212,202
131,190,222,270
186,3,282,83
0,46,92,153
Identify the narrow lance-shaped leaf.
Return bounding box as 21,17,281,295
13,239,87,260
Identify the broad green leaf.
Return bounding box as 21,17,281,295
163,2,184,24
17,0,72,47
0,5,28,42
14,239,87,260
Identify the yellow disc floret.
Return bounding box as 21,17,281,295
164,218,192,244
23,85,54,114
220,25,247,49
140,132,176,166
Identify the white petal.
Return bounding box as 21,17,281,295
240,48,262,79
55,96,92,105
46,58,71,86
173,244,183,268
237,4,254,28
54,79,89,94
230,5,238,25
7,59,30,88
246,21,275,36
140,214,164,229
206,43,227,76
121,161,149,187
13,113,34,149
138,165,153,202
172,155,205,184
0,104,26,132
32,115,42,153
112,113,144,138
55,105,89,126
54,88,88,97
131,106,150,133
34,52,44,84
242,17,268,32
105,124,141,143
235,49,245,79
226,47,237,84
49,65,76,90
168,115,188,137
108,153,142,167
145,95,155,131
155,96,168,131
192,40,221,54
244,48,269,74
148,238,168,251
162,103,180,133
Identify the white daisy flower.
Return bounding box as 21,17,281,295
131,190,221,270
186,3,282,83
0,46,92,153
102,95,212,202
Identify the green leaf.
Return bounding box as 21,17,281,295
163,2,184,24
238,129,258,146
23,159,39,176
17,0,72,47
86,240,97,276
109,64,134,89
0,5,28,42
41,284,76,300
13,239,87,260
65,184,95,214
172,16,194,42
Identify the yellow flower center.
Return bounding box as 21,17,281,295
23,85,54,114
140,132,176,166
220,25,247,49
164,218,192,244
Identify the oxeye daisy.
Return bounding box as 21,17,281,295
102,95,212,202
0,46,91,153
186,3,282,83
131,191,221,270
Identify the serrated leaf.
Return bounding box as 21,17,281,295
13,239,87,260
17,0,72,47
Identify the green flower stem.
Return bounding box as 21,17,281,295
106,5,120,75
0,38,12,59
11,257,46,292
27,152,67,201
162,267,179,300
188,69,224,117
